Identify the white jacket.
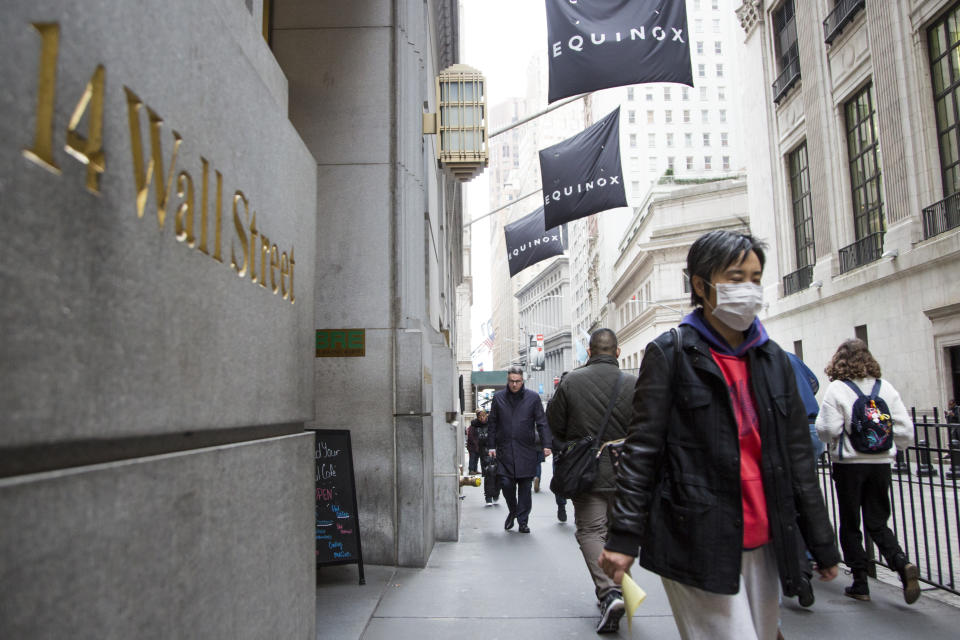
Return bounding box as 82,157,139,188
815,377,913,464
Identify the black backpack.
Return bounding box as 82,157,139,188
840,379,894,457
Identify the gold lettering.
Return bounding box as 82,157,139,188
124,87,181,227
198,160,224,262
288,247,295,304
248,212,258,283
259,233,270,289
269,244,279,294
23,23,61,174
280,252,289,299
175,171,195,246
230,191,249,276
65,64,106,193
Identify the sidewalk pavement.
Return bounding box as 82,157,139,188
316,464,960,639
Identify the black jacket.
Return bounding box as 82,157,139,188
606,325,841,596
487,386,551,479
546,354,637,492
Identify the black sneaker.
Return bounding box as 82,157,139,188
797,576,814,607
557,506,567,522
485,497,493,507
597,590,625,634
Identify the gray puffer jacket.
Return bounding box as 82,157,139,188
546,354,637,493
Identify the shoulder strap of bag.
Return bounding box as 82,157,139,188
842,379,867,399
869,379,882,399
596,372,628,444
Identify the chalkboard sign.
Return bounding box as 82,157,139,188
311,429,364,584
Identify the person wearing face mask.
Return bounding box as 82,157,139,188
599,230,840,640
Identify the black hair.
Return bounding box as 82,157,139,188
687,230,767,307
589,328,618,355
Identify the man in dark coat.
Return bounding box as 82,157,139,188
599,231,840,640
487,365,552,533
547,328,636,634
465,410,486,474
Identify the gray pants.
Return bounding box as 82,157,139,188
662,544,780,640
571,491,619,600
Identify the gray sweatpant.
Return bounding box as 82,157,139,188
662,544,780,640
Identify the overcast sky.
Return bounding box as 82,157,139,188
460,0,548,351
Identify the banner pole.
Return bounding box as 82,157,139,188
488,93,591,139
464,189,541,227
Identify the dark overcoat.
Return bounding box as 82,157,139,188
487,386,551,479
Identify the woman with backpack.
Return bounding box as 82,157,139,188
815,338,920,604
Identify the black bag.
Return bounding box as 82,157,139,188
550,372,627,499
840,379,894,456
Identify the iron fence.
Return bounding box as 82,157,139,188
816,407,960,595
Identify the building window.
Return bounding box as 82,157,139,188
844,83,885,241
774,0,799,75
698,63,706,77
682,269,691,293
703,133,711,147
668,156,675,171
855,324,869,347
646,90,654,101
712,0,719,9
629,133,637,148
928,4,960,197
716,63,724,78
694,0,702,9
715,41,722,55
788,142,816,271
721,132,729,147
700,86,709,101
648,133,657,147
695,18,703,33
683,109,691,123
633,180,642,193
685,132,693,147
718,86,726,101
712,19,720,33
647,110,655,124
719,109,727,123
665,110,673,124
666,132,675,147
686,156,694,170
793,340,803,361
697,41,705,55
682,86,690,101
704,156,712,170
664,87,672,101
701,109,710,123
627,87,635,101
628,110,636,124
722,155,730,170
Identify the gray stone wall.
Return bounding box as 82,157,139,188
1,0,317,636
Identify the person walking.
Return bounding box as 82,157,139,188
465,410,486,474
815,338,920,604
476,410,501,506
487,366,552,534
599,230,840,640
547,328,636,634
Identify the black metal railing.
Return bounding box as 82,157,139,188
783,264,814,296
773,56,801,104
922,191,960,239
824,0,866,44
816,408,960,595
838,231,884,273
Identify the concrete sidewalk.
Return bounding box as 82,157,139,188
316,466,960,639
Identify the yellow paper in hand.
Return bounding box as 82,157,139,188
621,572,647,630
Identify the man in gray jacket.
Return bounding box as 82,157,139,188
547,328,636,634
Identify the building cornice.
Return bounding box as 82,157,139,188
736,0,764,36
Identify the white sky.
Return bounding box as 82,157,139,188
460,0,548,353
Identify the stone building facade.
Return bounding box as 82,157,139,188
738,0,960,409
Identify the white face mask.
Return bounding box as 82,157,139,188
707,282,763,331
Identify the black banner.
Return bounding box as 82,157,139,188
545,0,693,103
539,107,627,229
503,207,568,277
